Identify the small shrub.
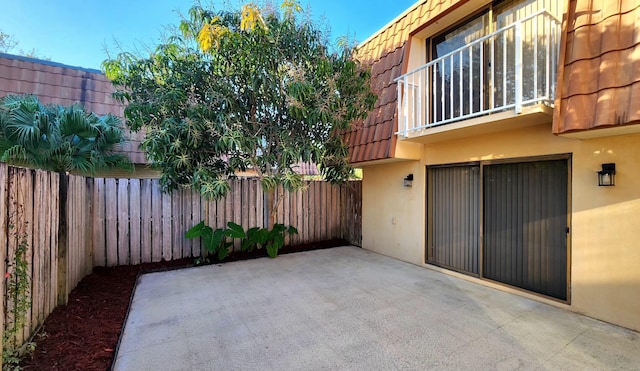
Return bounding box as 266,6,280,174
185,221,298,260
184,221,232,261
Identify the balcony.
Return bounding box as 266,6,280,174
396,10,561,140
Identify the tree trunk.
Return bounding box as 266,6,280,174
266,186,284,229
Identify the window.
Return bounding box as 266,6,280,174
425,0,561,123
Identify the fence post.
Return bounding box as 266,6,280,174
0,164,7,361
56,172,68,306
85,178,94,276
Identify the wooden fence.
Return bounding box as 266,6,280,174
0,165,64,352
90,178,362,266
1,164,362,354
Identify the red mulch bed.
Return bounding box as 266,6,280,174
21,240,347,370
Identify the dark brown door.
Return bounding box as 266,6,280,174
483,159,569,300
427,165,480,275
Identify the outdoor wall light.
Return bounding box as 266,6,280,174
598,163,616,186
404,174,414,187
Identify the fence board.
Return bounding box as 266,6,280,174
0,164,6,357
205,198,215,257
117,180,130,265
21,168,34,342
256,181,264,229
171,190,182,259
93,179,106,266
151,180,163,262
242,181,249,233
181,189,191,258
309,182,316,243
6,168,32,345
295,188,302,244
283,188,290,245
327,184,333,239
31,171,42,330
248,180,256,230
232,180,242,252
140,180,152,263
129,180,141,265
49,173,59,320
6,168,19,346
105,179,118,266
66,176,76,298
318,183,325,243
162,190,173,261
70,176,78,291
333,184,340,240
225,182,234,250
191,191,201,257
85,178,93,276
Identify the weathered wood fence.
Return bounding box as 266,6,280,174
90,178,362,266
0,165,62,352
1,163,362,354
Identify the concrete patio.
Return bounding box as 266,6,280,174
114,246,640,370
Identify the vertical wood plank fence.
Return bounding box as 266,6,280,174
0,164,62,355
1,164,362,355
91,178,362,266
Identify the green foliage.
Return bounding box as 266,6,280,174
185,221,233,260
185,220,298,260
3,204,36,370
0,95,132,174
103,2,376,198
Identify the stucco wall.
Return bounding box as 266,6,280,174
361,123,640,331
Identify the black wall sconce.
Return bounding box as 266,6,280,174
404,174,414,187
598,163,616,186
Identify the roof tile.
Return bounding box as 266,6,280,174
0,54,147,164
554,0,640,134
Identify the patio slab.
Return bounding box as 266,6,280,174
113,246,640,370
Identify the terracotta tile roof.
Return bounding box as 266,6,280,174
553,0,640,134
292,161,320,176
346,0,460,164
0,53,146,164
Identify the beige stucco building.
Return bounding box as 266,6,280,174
348,0,640,332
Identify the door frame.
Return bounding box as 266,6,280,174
425,153,572,303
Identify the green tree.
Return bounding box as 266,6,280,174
103,1,375,225
0,95,132,174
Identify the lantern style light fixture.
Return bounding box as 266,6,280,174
598,163,616,186
404,174,414,187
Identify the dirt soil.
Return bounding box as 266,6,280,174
21,240,347,371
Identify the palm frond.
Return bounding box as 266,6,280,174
1,144,29,164
0,94,39,109
0,136,14,155
99,153,133,172
59,106,95,138
69,153,94,175
0,95,129,172
3,101,42,146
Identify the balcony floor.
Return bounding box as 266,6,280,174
400,104,554,144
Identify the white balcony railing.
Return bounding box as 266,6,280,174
396,10,561,137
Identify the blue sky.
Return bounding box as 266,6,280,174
0,0,416,70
